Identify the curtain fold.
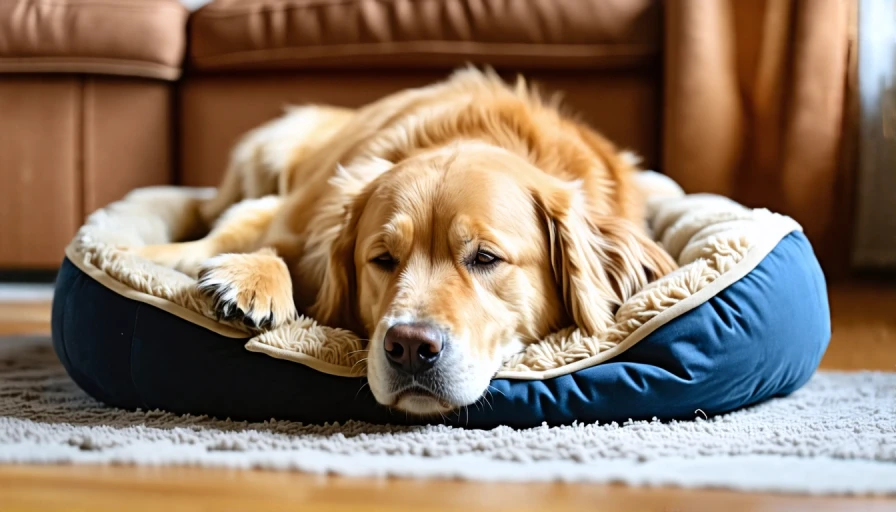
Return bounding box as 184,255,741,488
663,0,857,276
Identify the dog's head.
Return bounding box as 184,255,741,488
310,143,675,416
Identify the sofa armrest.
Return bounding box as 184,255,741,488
0,0,188,80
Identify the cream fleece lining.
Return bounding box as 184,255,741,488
64,177,801,380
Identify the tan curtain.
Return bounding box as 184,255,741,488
663,0,857,276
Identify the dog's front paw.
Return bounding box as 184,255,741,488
196,250,297,330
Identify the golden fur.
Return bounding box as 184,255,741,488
136,68,677,415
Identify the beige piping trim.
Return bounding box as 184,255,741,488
243,342,365,378
64,245,248,339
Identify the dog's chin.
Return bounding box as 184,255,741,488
392,388,455,416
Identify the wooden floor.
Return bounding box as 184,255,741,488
1,282,894,511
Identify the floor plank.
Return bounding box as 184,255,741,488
821,282,896,371
1,465,895,512
0,282,894,511
0,301,52,336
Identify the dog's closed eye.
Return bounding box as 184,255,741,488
467,250,501,271
371,253,399,272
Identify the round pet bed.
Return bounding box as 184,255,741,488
51,174,830,428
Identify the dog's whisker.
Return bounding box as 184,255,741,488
350,357,368,372
480,391,494,412
354,381,370,400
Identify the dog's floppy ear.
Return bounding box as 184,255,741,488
308,158,392,333
532,179,677,337
308,195,365,333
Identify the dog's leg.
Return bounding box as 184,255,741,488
196,247,297,330
198,159,246,227
193,196,300,328
135,195,283,278
137,196,299,329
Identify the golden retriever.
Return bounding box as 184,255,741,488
136,68,677,416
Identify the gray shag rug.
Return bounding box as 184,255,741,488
2,336,895,496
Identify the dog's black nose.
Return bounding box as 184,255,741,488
383,323,443,374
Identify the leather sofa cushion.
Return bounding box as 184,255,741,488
0,0,188,80
189,0,660,72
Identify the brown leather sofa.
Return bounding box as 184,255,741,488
0,0,857,277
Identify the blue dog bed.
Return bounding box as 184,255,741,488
52,184,830,428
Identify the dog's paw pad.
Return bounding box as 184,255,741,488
196,252,297,331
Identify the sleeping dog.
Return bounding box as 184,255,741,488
136,68,677,416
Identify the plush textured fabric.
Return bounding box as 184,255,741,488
3,337,894,496
64,177,802,378
52,176,829,427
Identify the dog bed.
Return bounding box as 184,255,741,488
51,173,830,428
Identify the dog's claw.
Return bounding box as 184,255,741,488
195,253,296,331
